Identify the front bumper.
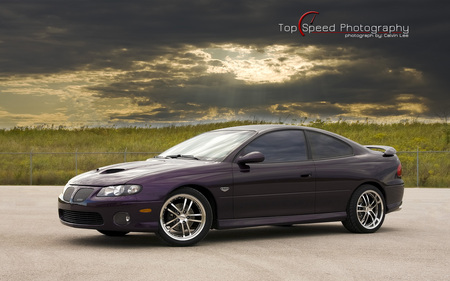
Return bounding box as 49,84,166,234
58,187,163,232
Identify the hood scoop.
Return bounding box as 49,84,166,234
98,168,126,174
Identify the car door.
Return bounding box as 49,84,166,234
232,130,315,218
305,130,357,213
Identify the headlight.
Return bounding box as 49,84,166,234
97,185,142,197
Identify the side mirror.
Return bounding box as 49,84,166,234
237,151,265,164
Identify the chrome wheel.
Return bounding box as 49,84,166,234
357,190,384,229
342,185,385,233
158,188,212,246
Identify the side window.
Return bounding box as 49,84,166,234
306,131,353,159
241,130,307,163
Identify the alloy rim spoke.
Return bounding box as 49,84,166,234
166,217,179,225
182,198,188,213
181,221,186,237
167,208,178,216
362,194,369,206
368,198,377,208
170,203,181,214
366,211,376,226
169,221,181,231
185,222,192,236
189,213,203,217
186,200,194,214
361,212,369,225
373,217,380,226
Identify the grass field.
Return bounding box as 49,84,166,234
0,120,448,186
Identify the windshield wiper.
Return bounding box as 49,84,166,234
164,154,199,160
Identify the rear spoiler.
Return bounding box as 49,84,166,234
364,145,397,157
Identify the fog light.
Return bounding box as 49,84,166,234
113,212,130,226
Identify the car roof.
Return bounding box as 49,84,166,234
215,124,328,135
215,124,305,132
215,124,366,153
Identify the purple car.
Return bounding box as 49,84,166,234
58,125,404,246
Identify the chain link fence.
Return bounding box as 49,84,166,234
0,150,448,187
397,150,449,187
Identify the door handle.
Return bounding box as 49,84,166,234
300,173,312,178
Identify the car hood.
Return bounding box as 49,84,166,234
68,158,217,186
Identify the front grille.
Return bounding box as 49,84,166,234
59,209,103,225
63,186,75,201
63,186,94,203
73,188,94,202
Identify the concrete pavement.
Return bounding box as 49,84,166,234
0,186,449,280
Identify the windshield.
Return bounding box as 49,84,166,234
157,130,255,162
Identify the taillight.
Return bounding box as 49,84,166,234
397,163,402,178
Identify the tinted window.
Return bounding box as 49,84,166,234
241,130,307,163
306,131,353,159
159,130,255,161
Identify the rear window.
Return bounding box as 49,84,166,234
306,131,353,159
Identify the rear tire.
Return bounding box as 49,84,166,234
342,185,385,233
157,187,212,246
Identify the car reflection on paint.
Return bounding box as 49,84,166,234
58,125,404,246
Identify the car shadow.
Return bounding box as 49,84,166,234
62,223,348,248
63,232,164,248
204,223,348,244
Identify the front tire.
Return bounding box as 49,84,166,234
342,185,386,233
157,187,212,246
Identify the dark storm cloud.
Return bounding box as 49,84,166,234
89,49,428,110
360,107,412,117
111,107,184,122
0,0,274,73
1,0,447,71
291,103,346,116
1,0,449,122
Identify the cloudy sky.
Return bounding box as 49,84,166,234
0,0,449,128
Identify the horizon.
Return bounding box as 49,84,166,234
1,116,446,131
